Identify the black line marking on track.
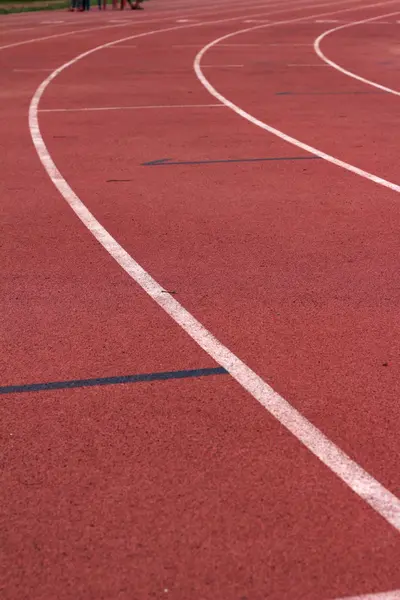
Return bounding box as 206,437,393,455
276,91,385,96
142,156,321,167
0,367,228,395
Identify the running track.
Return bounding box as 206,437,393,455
1,0,400,598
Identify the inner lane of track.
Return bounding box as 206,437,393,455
1,0,400,598
35,2,400,495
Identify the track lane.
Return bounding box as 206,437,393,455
0,0,374,50
315,16,400,94
0,0,326,48
37,40,400,501
2,377,400,600
1,1,400,598
194,1,400,185
28,0,400,496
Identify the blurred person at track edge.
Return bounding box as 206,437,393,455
97,0,119,8
120,0,144,9
72,0,90,9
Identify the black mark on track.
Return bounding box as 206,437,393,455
276,90,384,96
142,156,321,167
0,367,228,395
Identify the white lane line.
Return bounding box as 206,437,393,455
13,68,54,72
1,26,38,34
202,64,244,67
0,23,132,51
29,4,400,535
39,104,224,112
172,43,261,47
332,590,400,600
314,11,400,95
211,43,262,46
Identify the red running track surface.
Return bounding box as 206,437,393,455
1,0,400,598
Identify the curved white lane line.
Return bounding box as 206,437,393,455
193,5,400,194
314,11,400,95
0,23,133,51
333,590,400,600
29,8,400,531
